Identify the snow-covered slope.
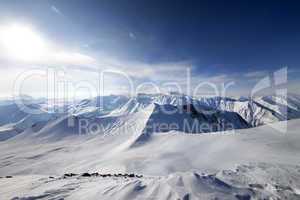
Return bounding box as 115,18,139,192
0,93,299,143
0,117,300,199
0,111,299,175
197,94,300,126
109,93,300,127
0,102,59,141
0,92,300,199
132,103,250,146
3,163,300,200
71,95,130,117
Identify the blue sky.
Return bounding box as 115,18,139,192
0,0,299,97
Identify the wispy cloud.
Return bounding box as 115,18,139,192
0,23,95,67
244,70,268,78
51,5,63,16
0,23,298,97
129,32,136,40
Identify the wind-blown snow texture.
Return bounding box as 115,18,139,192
0,93,300,199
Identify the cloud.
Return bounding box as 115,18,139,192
129,32,136,40
0,23,297,97
52,51,95,66
51,5,63,16
244,70,268,78
0,44,96,67
0,23,96,67
99,59,194,80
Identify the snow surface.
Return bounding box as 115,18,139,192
0,94,300,199
2,163,300,200
0,93,299,141
0,117,300,199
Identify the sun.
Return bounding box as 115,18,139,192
0,24,47,62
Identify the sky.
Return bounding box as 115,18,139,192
0,0,299,98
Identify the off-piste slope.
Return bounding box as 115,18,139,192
1,119,300,199
0,105,299,176
3,163,300,200
0,102,300,199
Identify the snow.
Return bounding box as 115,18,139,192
1,163,300,199
196,94,300,126
0,94,300,199
0,117,300,199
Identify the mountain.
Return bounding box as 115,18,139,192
196,94,300,126
0,93,300,142
132,103,250,146
1,115,300,199
1,94,300,199
0,101,60,141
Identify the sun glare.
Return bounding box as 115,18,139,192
0,24,47,61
